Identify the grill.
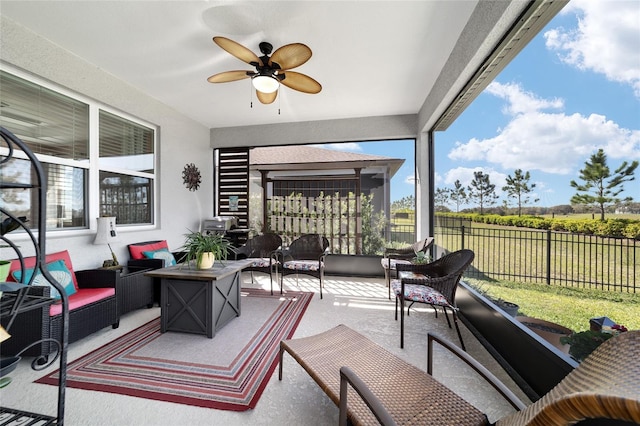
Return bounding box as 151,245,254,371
202,216,238,234
202,216,248,249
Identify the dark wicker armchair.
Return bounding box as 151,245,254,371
393,249,474,350
233,233,282,295
381,237,434,299
279,234,330,299
126,240,187,305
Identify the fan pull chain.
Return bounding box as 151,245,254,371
278,90,281,115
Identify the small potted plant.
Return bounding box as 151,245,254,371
180,230,231,269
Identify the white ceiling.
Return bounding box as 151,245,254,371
1,1,514,130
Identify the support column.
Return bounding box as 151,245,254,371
261,170,268,233
384,165,391,241
355,168,362,255
415,132,433,239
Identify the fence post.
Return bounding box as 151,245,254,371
546,229,551,285
461,225,465,250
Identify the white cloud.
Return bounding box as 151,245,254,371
544,0,640,97
404,175,416,185
485,82,563,115
449,82,640,174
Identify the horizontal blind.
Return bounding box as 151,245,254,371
0,70,89,160
99,110,154,174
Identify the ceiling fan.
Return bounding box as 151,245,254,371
207,36,322,104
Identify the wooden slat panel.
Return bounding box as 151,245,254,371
216,147,249,229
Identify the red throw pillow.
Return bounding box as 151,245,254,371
128,240,169,260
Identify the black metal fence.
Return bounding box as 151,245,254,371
388,211,416,244
435,217,639,293
389,224,415,244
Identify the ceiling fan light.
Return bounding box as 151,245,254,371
252,75,279,93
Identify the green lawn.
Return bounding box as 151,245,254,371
465,277,640,332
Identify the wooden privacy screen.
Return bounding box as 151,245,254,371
215,148,249,229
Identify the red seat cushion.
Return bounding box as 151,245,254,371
128,240,169,260
49,287,115,316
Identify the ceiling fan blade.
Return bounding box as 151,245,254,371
269,43,312,70
256,90,278,104
280,71,322,94
207,70,251,83
213,36,261,65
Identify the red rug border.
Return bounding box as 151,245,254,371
36,288,313,411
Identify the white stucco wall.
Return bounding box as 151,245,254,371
1,17,213,270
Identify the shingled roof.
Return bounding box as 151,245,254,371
250,145,404,177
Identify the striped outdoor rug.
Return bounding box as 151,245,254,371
36,288,312,411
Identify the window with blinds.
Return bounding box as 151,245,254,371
98,111,155,224
0,69,157,230
0,70,89,160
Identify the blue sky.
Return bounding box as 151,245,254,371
322,0,640,208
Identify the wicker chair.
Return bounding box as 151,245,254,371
393,249,474,350
278,234,330,299
336,329,640,426
381,237,434,299
233,233,282,295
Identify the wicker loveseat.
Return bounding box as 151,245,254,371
1,250,119,357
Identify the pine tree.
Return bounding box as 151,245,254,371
434,187,451,211
450,180,468,213
467,171,499,214
570,149,638,221
391,195,415,211
502,169,539,216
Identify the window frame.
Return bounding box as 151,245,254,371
0,64,158,235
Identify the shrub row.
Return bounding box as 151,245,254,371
436,213,640,240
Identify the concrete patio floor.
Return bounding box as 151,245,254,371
2,274,531,425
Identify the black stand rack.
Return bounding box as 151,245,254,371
1,127,68,425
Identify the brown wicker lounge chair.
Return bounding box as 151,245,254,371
279,324,640,426
393,249,474,350
233,233,282,295
278,234,330,299
380,237,434,299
